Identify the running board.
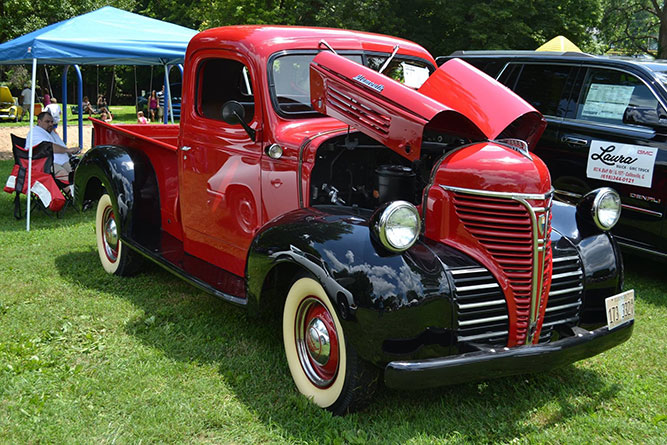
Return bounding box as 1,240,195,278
123,232,247,306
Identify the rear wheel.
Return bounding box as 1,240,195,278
95,194,141,276
283,276,378,415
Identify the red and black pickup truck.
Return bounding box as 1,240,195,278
73,26,635,415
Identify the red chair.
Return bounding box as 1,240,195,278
4,134,68,219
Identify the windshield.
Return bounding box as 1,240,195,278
269,52,433,118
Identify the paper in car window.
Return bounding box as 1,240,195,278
581,83,634,120
402,63,430,89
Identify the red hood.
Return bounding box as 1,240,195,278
310,52,546,161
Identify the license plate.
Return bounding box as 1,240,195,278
605,290,635,330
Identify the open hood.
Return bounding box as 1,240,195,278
0,86,15,105
310,52,545,161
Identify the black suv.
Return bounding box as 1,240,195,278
437,51,667,260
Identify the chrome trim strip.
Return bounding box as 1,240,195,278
551,270,583,280
549,286,583,297
440,184,554,201
545,302,582,313
616,240,667,258
621,203,663,218
555,189,583,199
458,299,506,310
450,267,488,275
456,283,501,293
541,316,579,328
552,255,580,263
459,315,508,327
458,330,509,342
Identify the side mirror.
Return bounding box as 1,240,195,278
222,100,256,141
623,105,667,130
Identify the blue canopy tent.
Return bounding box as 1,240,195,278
0,6,197,229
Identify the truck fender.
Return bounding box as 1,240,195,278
551,200,622,323
73,145,161,247
246,206,456,362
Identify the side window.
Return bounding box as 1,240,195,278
196,58,254,122
510,64,573,117
575,68,660,126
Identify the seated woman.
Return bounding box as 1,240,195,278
82,96,96,115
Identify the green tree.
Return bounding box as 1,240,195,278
598,0,667,57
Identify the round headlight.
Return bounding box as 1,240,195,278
375,201,421,252
593,187,622,230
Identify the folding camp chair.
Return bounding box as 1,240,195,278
4,134,70,219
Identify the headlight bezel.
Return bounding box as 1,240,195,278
577,187,622,231
373,200,421,253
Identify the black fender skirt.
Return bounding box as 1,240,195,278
246,205,487,365
73,145,161,248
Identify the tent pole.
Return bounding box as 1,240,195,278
26,57,37,232
62,65,69,144
165,64,174,124
109,66,115,108
134,66,138,112
74,65,83,149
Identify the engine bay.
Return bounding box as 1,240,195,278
309,130,468,210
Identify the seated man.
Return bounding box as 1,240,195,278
24,111,80,193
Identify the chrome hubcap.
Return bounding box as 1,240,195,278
306,318,331,366
295,296,339,388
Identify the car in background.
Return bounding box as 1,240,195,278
437,51,667,260
0,86,25,122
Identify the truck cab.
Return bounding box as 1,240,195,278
74,26,634,415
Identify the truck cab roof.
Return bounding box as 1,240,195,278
190,25,436,66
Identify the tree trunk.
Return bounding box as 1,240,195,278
659,2,667,58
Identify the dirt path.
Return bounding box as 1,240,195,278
0,125,93,160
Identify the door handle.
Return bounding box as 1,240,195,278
561,136,589,147
181,146,192,151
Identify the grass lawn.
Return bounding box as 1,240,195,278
0,158,665,443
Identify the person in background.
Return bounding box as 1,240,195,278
20,85,32,121
137,111,149,124
42,90,51,106
97,94,107,110
157,85,164,121
24,111,80,194
148,90,158,121
45,98,62,131
82,96,95,115
99,108,113,122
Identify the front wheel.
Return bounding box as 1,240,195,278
283,276,378,415
95,194,141,276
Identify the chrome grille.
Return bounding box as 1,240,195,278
451,267,509,346
449,190,552,344
539,254,583,342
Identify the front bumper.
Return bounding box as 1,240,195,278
384,320,633,389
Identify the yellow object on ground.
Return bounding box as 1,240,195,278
536,36,582,52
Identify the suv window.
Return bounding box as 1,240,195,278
575,67,658,126
506,64,574,117
196,58,255,122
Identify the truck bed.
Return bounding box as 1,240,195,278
91,119,182,240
